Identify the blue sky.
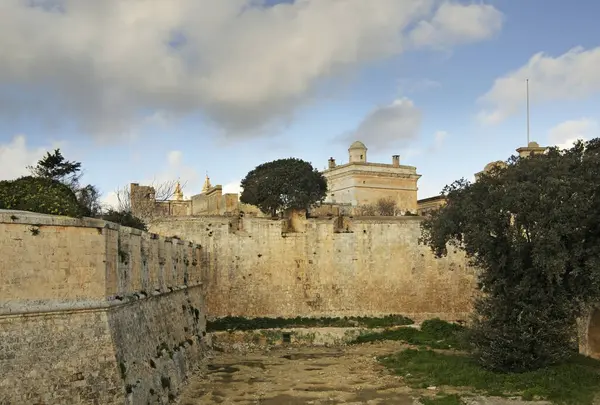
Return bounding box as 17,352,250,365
1,0,599,204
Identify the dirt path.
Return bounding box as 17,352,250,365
178,341,416,404
177,342,554,405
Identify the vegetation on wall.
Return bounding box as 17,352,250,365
420,139,600,372
240,158,327,217
206,314,414,331
101,209,148,231
0,176,83,217
1,148,147,230
355,197,401,216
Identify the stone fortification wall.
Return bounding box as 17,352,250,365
150,215,478,321
0,210,207,405
578,306,600,360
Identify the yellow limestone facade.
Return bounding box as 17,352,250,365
323,141,421,213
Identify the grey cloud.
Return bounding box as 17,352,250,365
341,98,422,151
0,0,503,140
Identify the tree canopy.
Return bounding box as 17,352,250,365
27,148,102,216
0,176,83,217
421,139,600,372
240,158,327,217
28,148,82,188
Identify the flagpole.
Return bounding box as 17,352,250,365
526,78,530,145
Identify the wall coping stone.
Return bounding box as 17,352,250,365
0,283,203,316
0,209,201,249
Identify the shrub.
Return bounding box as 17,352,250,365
0,176,83,217
101,209,148,231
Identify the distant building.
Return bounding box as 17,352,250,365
417,195,446,216
130,176,262,219
323,141,421,214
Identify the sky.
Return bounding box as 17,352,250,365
1,0,600,205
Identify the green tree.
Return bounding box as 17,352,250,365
28,148,82,188
0,176,83,217
28,148,102,216
100,209,148,231
420,139,600,372
240,158,327,217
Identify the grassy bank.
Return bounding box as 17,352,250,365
348,318,600,404
381,349,600,404
350,318,467,350
206,314,414,332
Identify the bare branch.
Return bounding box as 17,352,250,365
376,197,398,216
355,204,377,216
110,179,188,221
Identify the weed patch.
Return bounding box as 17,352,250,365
350,318,467,350
206,315,414,331
380,349,600,404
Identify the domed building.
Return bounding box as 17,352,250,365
323,141,421,213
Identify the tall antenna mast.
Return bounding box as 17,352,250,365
526,78,530,145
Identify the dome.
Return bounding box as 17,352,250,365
349,141,367,150
483,161,507,173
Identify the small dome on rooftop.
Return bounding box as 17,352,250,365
349,141,367,150
484,160,507,172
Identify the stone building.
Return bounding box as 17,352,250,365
131,176,262,219
323,141,421,213
417,195,446,216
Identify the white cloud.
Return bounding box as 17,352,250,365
0,135,58,181
344,98,422,150
478,46,600,124
432,130,448,150
101,191,120,210
547,118,599,149
167,151,183,167
223,180,242,195
0,0,503,139
409,2,503,48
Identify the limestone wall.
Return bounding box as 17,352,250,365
578,306,600,360
0,210,207,405
150,215,478,321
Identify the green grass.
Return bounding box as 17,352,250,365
206,314,414,332
350,318,468,350
380,349,600,404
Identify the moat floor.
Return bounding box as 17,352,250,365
177,342,550,405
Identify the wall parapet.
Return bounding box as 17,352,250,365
0,209,202,309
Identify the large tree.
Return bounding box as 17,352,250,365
421,139,600,372
28,148,82,188
28,149,102,216
240,158,327,217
